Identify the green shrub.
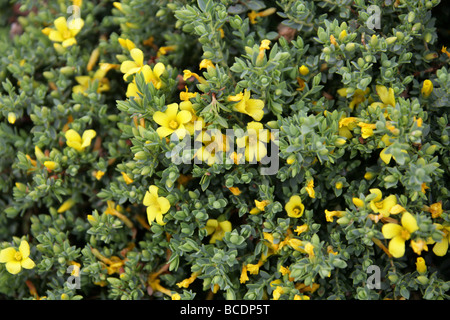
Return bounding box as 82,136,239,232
0,0,449,300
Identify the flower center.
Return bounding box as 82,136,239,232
375,201,384,209
293,207,301,215
63,30,72,39
169,120,179,130
14,251,23,261
401,229,410,240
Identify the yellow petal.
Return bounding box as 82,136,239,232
81,129,96,148
379,195,397,217
153,62,165,77
156,126,174,138
126,82,139,98
245,99,264,121
5,261,22,274
66,140,83,151
147,206,158,224
130,48,144,66
176,110,192,124
68,18,84,35
18,241,30,258
380,148,392,164
433,238,449,256
0,247,17,263
157,197,171,214
401,212,419,234
390,204,406,214
165,103,179,120
382,223,402,239
153,111,169,127
149,185,159,198
143,191,156,207
219,220,232,233
48,30,64,42
369,188,383,202
65,129,82,143
155,212,166,226
388,235,406,258
54,17,68,34
21,257,35,270
120,60,139,75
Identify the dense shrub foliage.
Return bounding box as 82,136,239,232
0,0,449,300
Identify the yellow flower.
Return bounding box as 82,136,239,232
357,122,376,139
179,100,202,136
428,202,443,219
240,265,249,283
153,103,192,139
330,34,337,46
121,172,134,184
305,179,315,198
246,261,263,275
256,39,271,64
143,185,171,226
294,224,308,235
416,257,427,274
299,65,309,76
230,89,264,121
180,86,197,101
421,79,433,98
410,238,429,255
432,224,450,256
57,199,75,213
204,219,232,243
157,45,177,57
171,293,181,300
255,200,270,211
45,16,84,48
236,121,270,163
118,38,136,51
285,195,305,218
279,265,290,276
338,88,370,110
0,240,35,274
382,211,419,258
352,197,364,208
43,161,58,171
304,242,315,258
126,63,166,97
248,7,276,24
176,272,199,288
120,48,146,81
199,59,215,70
194,128,229,165
94,170,105,180
183,69,207,84
372,85,396,108
7,112,16,124
368,188,398,218
73,64,117,95
442,46,450,58
113,1,124,13
272,286,285,300
228,187,241,196
294,294,311,300
338,116,359,139
65,128,96,152
325,209,345,222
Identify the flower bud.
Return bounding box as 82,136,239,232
7,112,16,124
299,65,309,76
